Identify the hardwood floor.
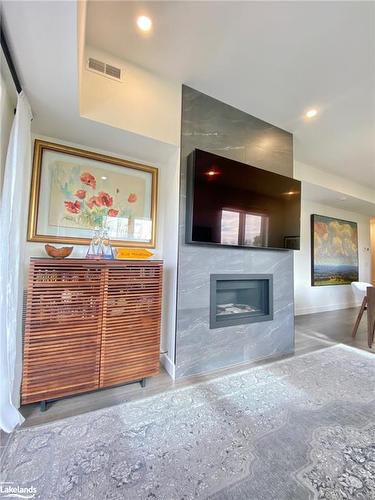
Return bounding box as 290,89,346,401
18,307,373,429
295,306,373,354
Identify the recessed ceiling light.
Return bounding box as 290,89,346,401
101,176,107,180
305,109,318,119
137,16,152,32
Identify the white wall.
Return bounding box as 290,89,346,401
371,218,375,284
294,198,371,315
160,149,180,376
81,45,181,147
0,54,17,197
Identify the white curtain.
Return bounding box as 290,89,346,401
0,92,32,433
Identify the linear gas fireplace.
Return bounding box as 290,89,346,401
210,274,273,329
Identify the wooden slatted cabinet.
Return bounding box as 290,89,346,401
21,258,163,406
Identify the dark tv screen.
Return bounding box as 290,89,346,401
186,149,301,250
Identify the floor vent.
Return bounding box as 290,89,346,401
87,57,122,81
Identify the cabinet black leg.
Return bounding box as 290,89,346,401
140,378,146,388
40,400,47,412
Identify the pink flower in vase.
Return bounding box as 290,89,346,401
87,196,99,209
97,192,113,207
64,200,81,214
80,172,96,189
108,209,119,217
75,189,86,199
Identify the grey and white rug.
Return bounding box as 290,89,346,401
2,345,375,500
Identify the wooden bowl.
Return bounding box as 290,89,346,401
45,244,73,259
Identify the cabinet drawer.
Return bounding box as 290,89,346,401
21,335,101,403
21,261,104,404
99,264,163,388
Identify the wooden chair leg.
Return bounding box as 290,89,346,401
369,322,375,349
352,296,367,338
366,286,375,348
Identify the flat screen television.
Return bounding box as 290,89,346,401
186,149,301,250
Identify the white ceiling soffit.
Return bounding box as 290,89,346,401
302,181,375,217
86,1,375,189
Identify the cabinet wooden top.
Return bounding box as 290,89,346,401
30,258,163,265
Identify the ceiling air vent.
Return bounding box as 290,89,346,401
87,57,123,82
105,64,121,80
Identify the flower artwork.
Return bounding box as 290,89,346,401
28,140,157,247
49,164,144,232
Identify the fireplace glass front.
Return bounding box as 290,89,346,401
210,274,273,329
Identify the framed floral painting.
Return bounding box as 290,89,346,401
28,140,158,247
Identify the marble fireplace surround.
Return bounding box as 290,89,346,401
174,86,295,379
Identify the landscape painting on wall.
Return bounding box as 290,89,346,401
311,214,359,286
27,140,158,247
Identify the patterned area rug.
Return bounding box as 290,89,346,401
2,345,374,500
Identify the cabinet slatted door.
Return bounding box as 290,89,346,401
21,261,104,404
99,262,163,388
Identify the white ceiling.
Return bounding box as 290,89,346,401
86,0,375,189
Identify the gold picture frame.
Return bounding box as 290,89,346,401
28,140,158,248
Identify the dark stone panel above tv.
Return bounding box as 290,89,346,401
181,86,293,178
175,85,294,378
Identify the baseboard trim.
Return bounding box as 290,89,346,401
160,353,175,379
295,302,361,316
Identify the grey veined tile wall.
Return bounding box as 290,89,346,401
175,86,294,378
